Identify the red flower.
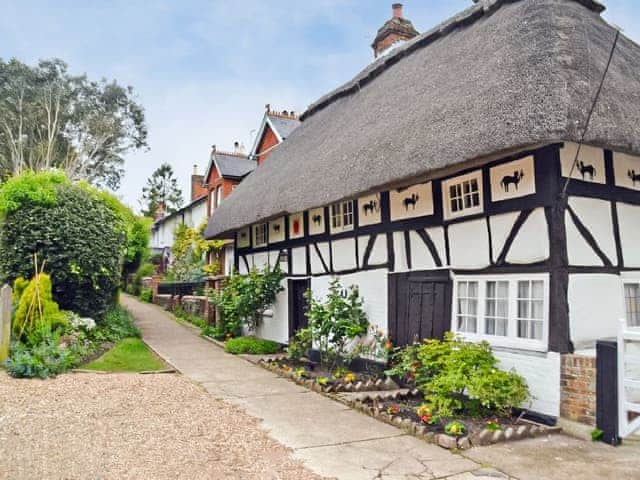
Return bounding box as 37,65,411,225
421,414,431,424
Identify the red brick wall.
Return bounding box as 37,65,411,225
205,167,239,218
374,33,408,57
560,354,596,426
256,124,280,165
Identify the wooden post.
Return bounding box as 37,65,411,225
0,284,12,363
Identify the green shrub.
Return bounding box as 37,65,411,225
225,336,282,355
5,339,78,378
407,334,530,417
0,173,126,320
93,306,140,342
303,278,369,370
209,264,284,337
13,274,67,342
286,327,312,361
139,288,153,303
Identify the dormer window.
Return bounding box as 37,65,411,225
442,171,483,220
253,223,268,247
330,201,354,233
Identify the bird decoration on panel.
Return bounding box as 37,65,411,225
577,160,596,181
501,170,525,192
273,223,281,233
312,214,322,225
628,169,640,187
403,193,419,211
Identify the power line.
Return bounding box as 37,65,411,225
561,28,621,196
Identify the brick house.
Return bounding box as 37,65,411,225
249,105,300,166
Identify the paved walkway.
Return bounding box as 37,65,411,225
121,295,640,480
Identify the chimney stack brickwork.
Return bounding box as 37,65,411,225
372,3,419,58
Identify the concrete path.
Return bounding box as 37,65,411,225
121,295,639,480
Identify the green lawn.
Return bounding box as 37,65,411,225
84,338,166,372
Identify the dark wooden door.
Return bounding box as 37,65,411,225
389,270,452,347
288,278,310,338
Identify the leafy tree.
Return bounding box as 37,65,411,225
140,162,184,216
166,222,225,281
0,58,148,189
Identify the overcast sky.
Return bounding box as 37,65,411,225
1,0,639,211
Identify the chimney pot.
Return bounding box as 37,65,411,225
192,164,198,175
392,3,403,19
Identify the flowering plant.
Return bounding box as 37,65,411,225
387,404,400,415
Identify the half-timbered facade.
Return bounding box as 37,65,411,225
205,0,640,419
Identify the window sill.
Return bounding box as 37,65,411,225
454,331,548,353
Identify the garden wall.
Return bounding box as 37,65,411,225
559,353,596,426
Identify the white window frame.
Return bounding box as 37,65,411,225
621,274,640,328
216,186,223,207
451,273,549,351
442,170,484,220
253,223,268,247
330,200,354,233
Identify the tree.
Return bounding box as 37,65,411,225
0,58,147,190
140,162,184,216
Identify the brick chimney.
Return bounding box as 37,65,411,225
190,164,207,201
372,3,419,58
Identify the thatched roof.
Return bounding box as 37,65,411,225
206,0,640,239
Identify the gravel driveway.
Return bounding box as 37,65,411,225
0,371,322,480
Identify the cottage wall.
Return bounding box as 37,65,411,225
234,142,640,418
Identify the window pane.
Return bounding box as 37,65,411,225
486,318,495,335
518,300,529,319
531,300,544,319
487,281,496,298
531,281,544,299
450,185,458,198
472,193,480,206
518,281,529,298
468,282,478,298
498,281,509,297
458,282,467,297
625,284,640,327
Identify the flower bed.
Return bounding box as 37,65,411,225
344,390,560,449
260,357,396,393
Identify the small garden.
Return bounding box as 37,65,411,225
205,265,557,449
0,171,160,377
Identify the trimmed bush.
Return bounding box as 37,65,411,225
225,336,282,355
0,173,126,320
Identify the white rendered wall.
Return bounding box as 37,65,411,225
256,281,290,343
506,208,549,264
618,202,640,268
310,270,389,334
448,219,490,268
568,274,625,349
331,238,357,272
494,350,561,417
566,197,616,266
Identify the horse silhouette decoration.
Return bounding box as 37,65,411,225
577,161,596,181
501,170,525,192
362,199,378,216
273,223,281,233
629,170,640,187
312,214,322,225
403,193,419,211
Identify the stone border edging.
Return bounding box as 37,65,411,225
256,357,562,450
